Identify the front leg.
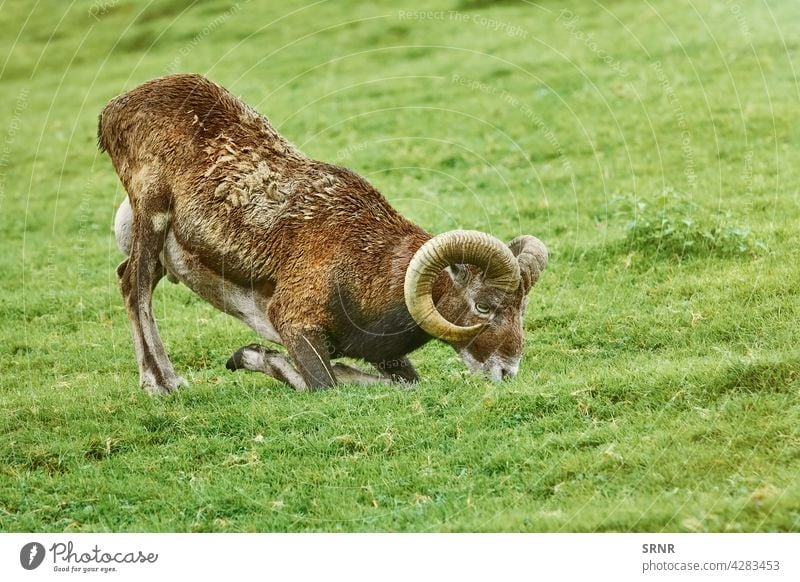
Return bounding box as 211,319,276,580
267,289,337,390
283,328,337,390
229,327,337,389
227,345,385,388
226,344,308,390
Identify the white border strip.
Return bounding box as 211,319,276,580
2,533,798,581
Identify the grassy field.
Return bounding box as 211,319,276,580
1,0,798,532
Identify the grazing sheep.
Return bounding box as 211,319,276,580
99,74,547,393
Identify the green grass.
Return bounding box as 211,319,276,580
1,0,799,531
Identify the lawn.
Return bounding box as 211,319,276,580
0,0,798,532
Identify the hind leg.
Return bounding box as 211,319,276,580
116,196,177,283
117,190,186,394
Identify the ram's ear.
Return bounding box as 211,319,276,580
508,236,548,293
445,264,470,288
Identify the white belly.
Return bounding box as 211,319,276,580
113,198,281,345
162,231,282,344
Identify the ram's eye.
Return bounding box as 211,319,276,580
475,302,492,315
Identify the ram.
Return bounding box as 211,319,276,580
99,74,548,393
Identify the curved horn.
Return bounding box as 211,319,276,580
404,230,521,342
509,235,548,292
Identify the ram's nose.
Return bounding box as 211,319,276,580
500,366,517,380
494,357,521,381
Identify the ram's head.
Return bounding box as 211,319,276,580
405,231,548,381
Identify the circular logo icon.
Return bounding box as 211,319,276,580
20,542,46,570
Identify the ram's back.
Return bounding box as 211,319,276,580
98,74,425,284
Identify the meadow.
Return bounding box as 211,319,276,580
0,0,798,531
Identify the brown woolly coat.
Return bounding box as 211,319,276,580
99,74,441,365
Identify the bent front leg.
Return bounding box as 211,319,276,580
226,344,308,389
283,329,337,390
227,345,387,388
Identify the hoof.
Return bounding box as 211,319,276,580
225,354,240,372
226,343,280,372
141,374,188,395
